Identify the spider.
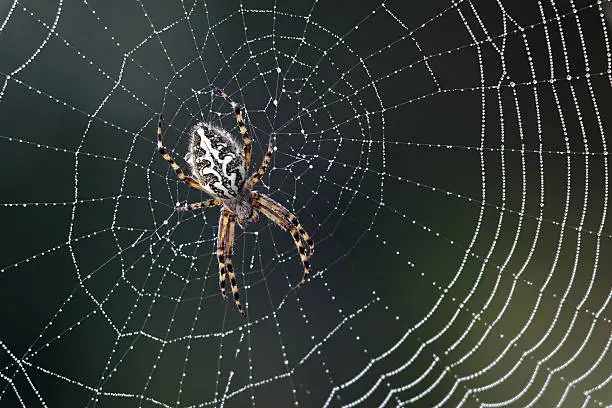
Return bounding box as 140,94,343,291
156,87,314,316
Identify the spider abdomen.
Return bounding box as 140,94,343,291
186,123,246,198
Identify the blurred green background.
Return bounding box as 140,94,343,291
0,0,610,407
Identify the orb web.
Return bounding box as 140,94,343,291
0,0,610,407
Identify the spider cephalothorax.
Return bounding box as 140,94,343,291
156,88,314,316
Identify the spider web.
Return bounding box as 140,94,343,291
0,0,611,407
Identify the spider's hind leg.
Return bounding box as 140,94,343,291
217,210,229,300
253,193,314,288
225,212,247,316
254,194,314,255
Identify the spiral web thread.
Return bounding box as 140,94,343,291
0,0,611,407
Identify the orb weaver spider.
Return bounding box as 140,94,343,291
156,87,314,316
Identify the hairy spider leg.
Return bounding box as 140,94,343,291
176,199,222,212
247,130,274,189
157,115,204,191
250,209,260,223
254,194,314,255
217,211,230,300
224,212,246,316
253,198,312,287
214,88,251,170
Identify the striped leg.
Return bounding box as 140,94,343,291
217,210,230,300
253,198,312,287
214,88,251,170
254,194,314,255
225,212,247,316
247,131,274,189
176,199,222,212
157,115,204,191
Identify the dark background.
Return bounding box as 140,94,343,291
0,0,610,407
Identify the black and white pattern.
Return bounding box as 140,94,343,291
186,123,246,199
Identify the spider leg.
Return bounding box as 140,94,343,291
247,132,274,189
253,197,313,287
254,194,314,255
214,88,251,170
217,210,229,300
237,218,247,229
225,211,247,316
157,115,204,191
176,199,222,212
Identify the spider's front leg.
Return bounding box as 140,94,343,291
213,86,276,190
214,88,251,170
247,132,274,189
157,115,205,191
